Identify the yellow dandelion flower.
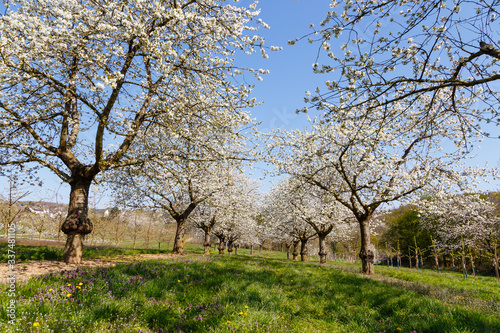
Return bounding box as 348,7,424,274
48,288,53,292
244,312,248,316
33,322,39,327
76,286,81,290
67,283,72,286
66,293,72,297
227,320,231,324
430,313,435,316
79,282,83,286
239,312,244,315
245,306,249,309
281,316,285,319
178,280,181,283
396,328,402,331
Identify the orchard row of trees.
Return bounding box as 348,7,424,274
381,192,500,278
0,0,270,263
1,166,499,277
259,175,500,277
1,0,500,275
0,197,177,250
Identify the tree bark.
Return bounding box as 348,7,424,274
494,246,499,280
408,246,412,269
218,236,226,254
318,233,328,264
259,244,262,253
292,240,299,261
172,217,186,254
61,177,93,264
228,241,234,255
203,227,211,255
300,237,308,262
461,252,468,279
470,253,476,277
62,231,85,264
234,245,238,255
358,220,374,275
286,243,291,260
250,244,254,255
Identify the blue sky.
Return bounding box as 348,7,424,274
243,0,500,193
1,0,499,207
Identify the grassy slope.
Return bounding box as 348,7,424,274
1,247,499,333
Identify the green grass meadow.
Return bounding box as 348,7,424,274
1,245,499,333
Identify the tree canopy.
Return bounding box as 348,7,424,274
299,0,500,138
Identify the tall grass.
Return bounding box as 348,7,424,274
1,251,499,332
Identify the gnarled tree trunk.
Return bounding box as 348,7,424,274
359,221,374,275
172,217,186,254
218,236,226,254
300,237,308,262
318,233,328,264
227,241,234,255
203,227,211,255
61,177,93,264
292,240,299,261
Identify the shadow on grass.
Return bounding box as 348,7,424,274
4,255,499,333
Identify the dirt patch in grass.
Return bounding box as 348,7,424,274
1,259,118,282
1,253,181,283
0,238,121,248
1,238,185,283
